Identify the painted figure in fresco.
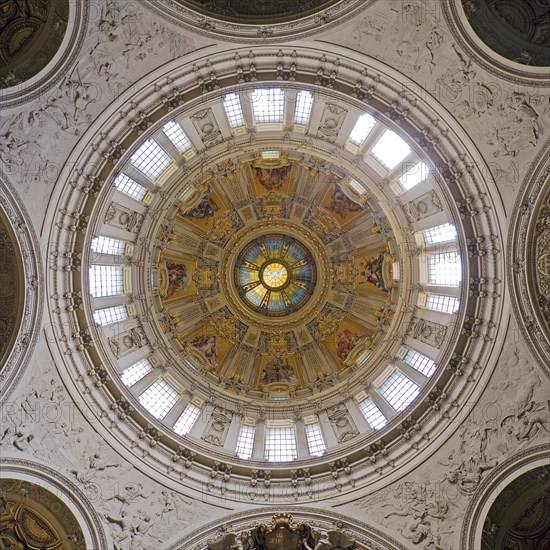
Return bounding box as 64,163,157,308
360,252,387,291
326,186,362,219
336,329,360,361
253,164,290,190
165,260,191,298
188,335,218,366
182,196,217,219
260,358,298,385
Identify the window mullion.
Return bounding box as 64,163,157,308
211,102,234,139
252,419,266,460
294,417,310,458
154,132,181,162
345,399,373,433
388,151,420,181
394,359,428,386
129,369,159,397
163,394,192,427
284,88,297,128
223,414,243,451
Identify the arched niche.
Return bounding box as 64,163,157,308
481,465,550,549
0,172,42,401
0,457,107,549
171,508,406,550
508,146,550,378
461,445,550,548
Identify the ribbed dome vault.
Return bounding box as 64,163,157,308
47,45,505,503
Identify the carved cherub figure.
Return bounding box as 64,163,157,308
303,529,356,550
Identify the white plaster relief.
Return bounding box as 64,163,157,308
0,349,227,550
0,0,202,213
329,0,550,209
350,327,550,549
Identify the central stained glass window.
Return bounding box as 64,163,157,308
235,235,316,316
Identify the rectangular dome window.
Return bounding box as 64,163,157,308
348,178,367,195
93,305,128,326
89,265,124,298
378,370,420,412
400,347,437,377
113,173,147,201
294,90,314,125
236,424,256,459
423,223,457,244
399,161,430,190
130,139,171,180
223,93,245,128
304,422,326,456
265,424,297,462
91,236,125,256
426,294,460,314
428,252,462,286
173,403,201,436
349,113,376,146
139,379,179,420
163,121,192,152
358,397,387,430
121,359,153,387
261,150,280,160
251,88,285,123
371,130,411,170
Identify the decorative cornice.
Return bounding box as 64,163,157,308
0,456,108,549
507,141,550,377
0,170,43,401
44,45,506,503
142,0,375,43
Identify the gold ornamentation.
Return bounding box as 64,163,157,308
317,311,345,340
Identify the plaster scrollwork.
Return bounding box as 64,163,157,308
1,363,223,549
1,0,199,204
336,0,549,189
87,0,196,96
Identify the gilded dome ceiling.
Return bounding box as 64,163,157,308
46,46,506,500
149,147,399,401
76,77,468,468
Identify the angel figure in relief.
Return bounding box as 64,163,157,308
303,529,357,550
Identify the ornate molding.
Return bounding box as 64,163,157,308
0,170,43,401
0,456,108,549
508,142,550,377
44,44,506,503
142,0,375,43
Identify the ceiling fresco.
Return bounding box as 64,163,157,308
151,150,398,401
